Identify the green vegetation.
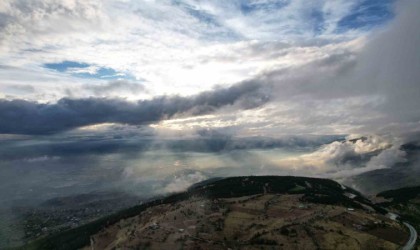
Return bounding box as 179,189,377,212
190,176,342,198
288,185,306,193
377,186,420,204
189,176,375,210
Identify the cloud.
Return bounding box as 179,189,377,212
354,0,420,123
163,170,207,193
266,135,409,180
0,80,270,134
290,135,390,168
179,0,391,40
0,128,341,164
86,80,146,96
365,146,406,171
326,146,407,180
36,0,417,140
336,0,394,32
0,0,396,102
0,0,419,203
3,84,35,94
197,0,420,138
23,155,60,162
343,141,420,193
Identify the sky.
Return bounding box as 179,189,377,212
0,0,420,210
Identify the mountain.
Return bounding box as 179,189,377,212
18,176,413,250
344,142,420,194
377,186,420,232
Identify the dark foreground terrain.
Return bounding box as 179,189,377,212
15,176,418,249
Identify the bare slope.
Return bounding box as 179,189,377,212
85,194,407,249
20,176,409,250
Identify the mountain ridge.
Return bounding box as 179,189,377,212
17,176,414,250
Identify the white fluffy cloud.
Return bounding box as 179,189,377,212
163,171,207,193
268,135,407,179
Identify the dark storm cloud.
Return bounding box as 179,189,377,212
0,80,270,135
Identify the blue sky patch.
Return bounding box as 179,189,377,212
44,61,89,72
309,8,325,35
336,0,394,32
44,61,134,80
171,0,240,41
239,0,290,14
